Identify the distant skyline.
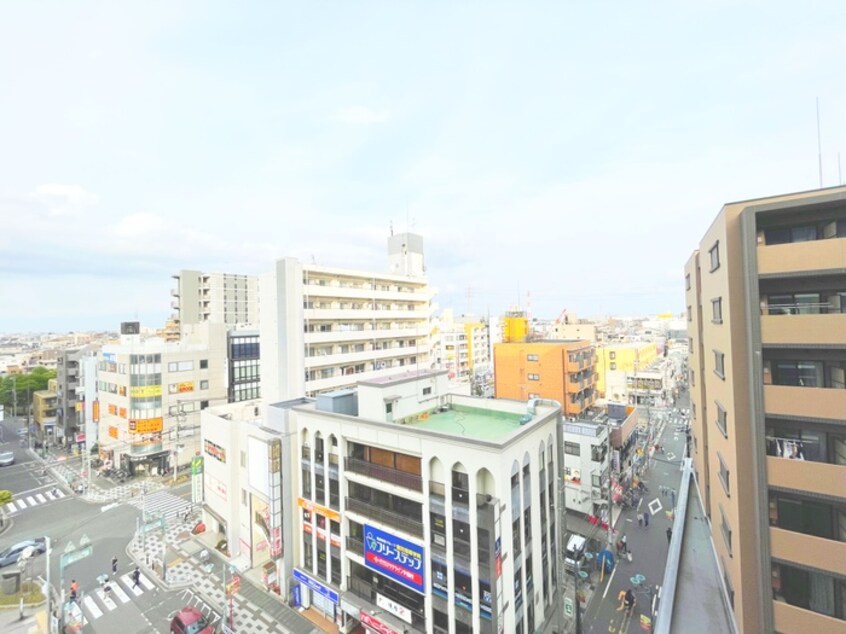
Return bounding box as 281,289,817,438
1,2,845,332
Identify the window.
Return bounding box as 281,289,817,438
564,442,580,456
718,453,730,497
609,351,616,360
685,273,691,290
690,369,695,386
687,306,693,322
200,400,209,409
528,373,540,381
714,350,725,379
610,362,617,371
716,402,728,437
720,507,732,556
241,489,247,505
712,298,723,323
527,354,539,362
200,380,209,390
385,402,393,414
422,387,432,396
199,359,208,369
709,241,720,272
240,451,246,467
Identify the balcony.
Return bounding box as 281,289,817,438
345,497,423,538
304,308,431,322
764,384,846,421
344,457,423,492
758,236,846,277
767,456,845,499
770,526,846,578
773,599,845,634
761,313,846,346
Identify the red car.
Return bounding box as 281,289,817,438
170,607,214,634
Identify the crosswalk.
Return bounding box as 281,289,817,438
79,571,156,622
128,490,193,522
4,488,66,514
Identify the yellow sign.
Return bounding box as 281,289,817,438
177,382,194,393
297,497,341,523
129,417,163,434
130,385,162,398
108,426,119,439
657,313,673,320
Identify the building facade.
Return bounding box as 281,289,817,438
202,370,563,634
32,378,59,442
171,270,259,329
96,323,228,475
494,341,597,418
685,186,846,634
595,342,658,399
227,328,260,403
260,232,438,400
56,346,98,442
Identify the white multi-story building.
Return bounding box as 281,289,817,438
172,269,259,329
95,322,228,475
561,421,609,517
260,232,438,399
201,370,563,634
438,310,491,387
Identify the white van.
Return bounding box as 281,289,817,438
564,534,587,573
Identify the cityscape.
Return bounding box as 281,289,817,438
1,4,845,634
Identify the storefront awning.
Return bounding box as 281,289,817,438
127,449,170,462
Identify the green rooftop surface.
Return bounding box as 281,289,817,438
407,404,527,442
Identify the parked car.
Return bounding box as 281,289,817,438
170,606,214,634
0,538,47,568
0,452,14,467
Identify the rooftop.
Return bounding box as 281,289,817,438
358,368,448,387
405,403,531,442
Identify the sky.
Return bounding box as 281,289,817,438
1,1,844,332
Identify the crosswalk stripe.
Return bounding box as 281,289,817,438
82,594,103,620
25,496,35,506
4,503,15,513
138,572,155,591
36,494,46,503
111,581,131,604
96,588,118,611
120,573,144,597
56,489,66,498
16,500,26,509
44,491,55,500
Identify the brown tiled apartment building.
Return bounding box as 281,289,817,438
685,186,846,634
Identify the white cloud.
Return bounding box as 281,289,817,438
33,183,100,216
113,212,165,238
333,106,389,125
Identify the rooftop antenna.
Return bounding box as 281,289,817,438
839,152,842,185
816,97,823,188
389,220,393,236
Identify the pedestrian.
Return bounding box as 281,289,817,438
667,527,673,543
671,489,676,508
132,566,141,589
638,514,643,528
621,534,627,554
643,511,650,528
69,579,79,602
111,556,118,574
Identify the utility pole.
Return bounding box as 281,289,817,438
26,386,31,451
607,423,614,547
12,376,17,420
556,416,568,634
45,536,52,632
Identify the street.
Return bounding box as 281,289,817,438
581,391,691,634
0,416,214,634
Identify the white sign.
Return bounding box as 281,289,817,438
377,593,412,624
564,597,574,617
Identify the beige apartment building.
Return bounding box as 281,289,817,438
685,186,846,634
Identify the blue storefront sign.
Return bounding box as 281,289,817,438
364,524,425,594
293,568,339,604
292,584,301,607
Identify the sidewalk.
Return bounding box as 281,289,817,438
33,447,165,504
582,394,691,633
0,606,47,634
128,517,319,634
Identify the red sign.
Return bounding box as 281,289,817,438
359,611,400,634
75,433,86,443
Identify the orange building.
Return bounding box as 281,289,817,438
494,340,597,417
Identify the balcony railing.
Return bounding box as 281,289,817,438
345,457,423,492
345,497,423,538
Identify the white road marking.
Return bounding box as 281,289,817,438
16,499,26,509
25,496,35,506
35,493,46,503
4,503,15,513
96,588,118,611
120,573,144,596
111,581,131,604
138,572,155,590
82,594,103,620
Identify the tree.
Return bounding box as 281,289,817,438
0,490,13,505
1,367,57,413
